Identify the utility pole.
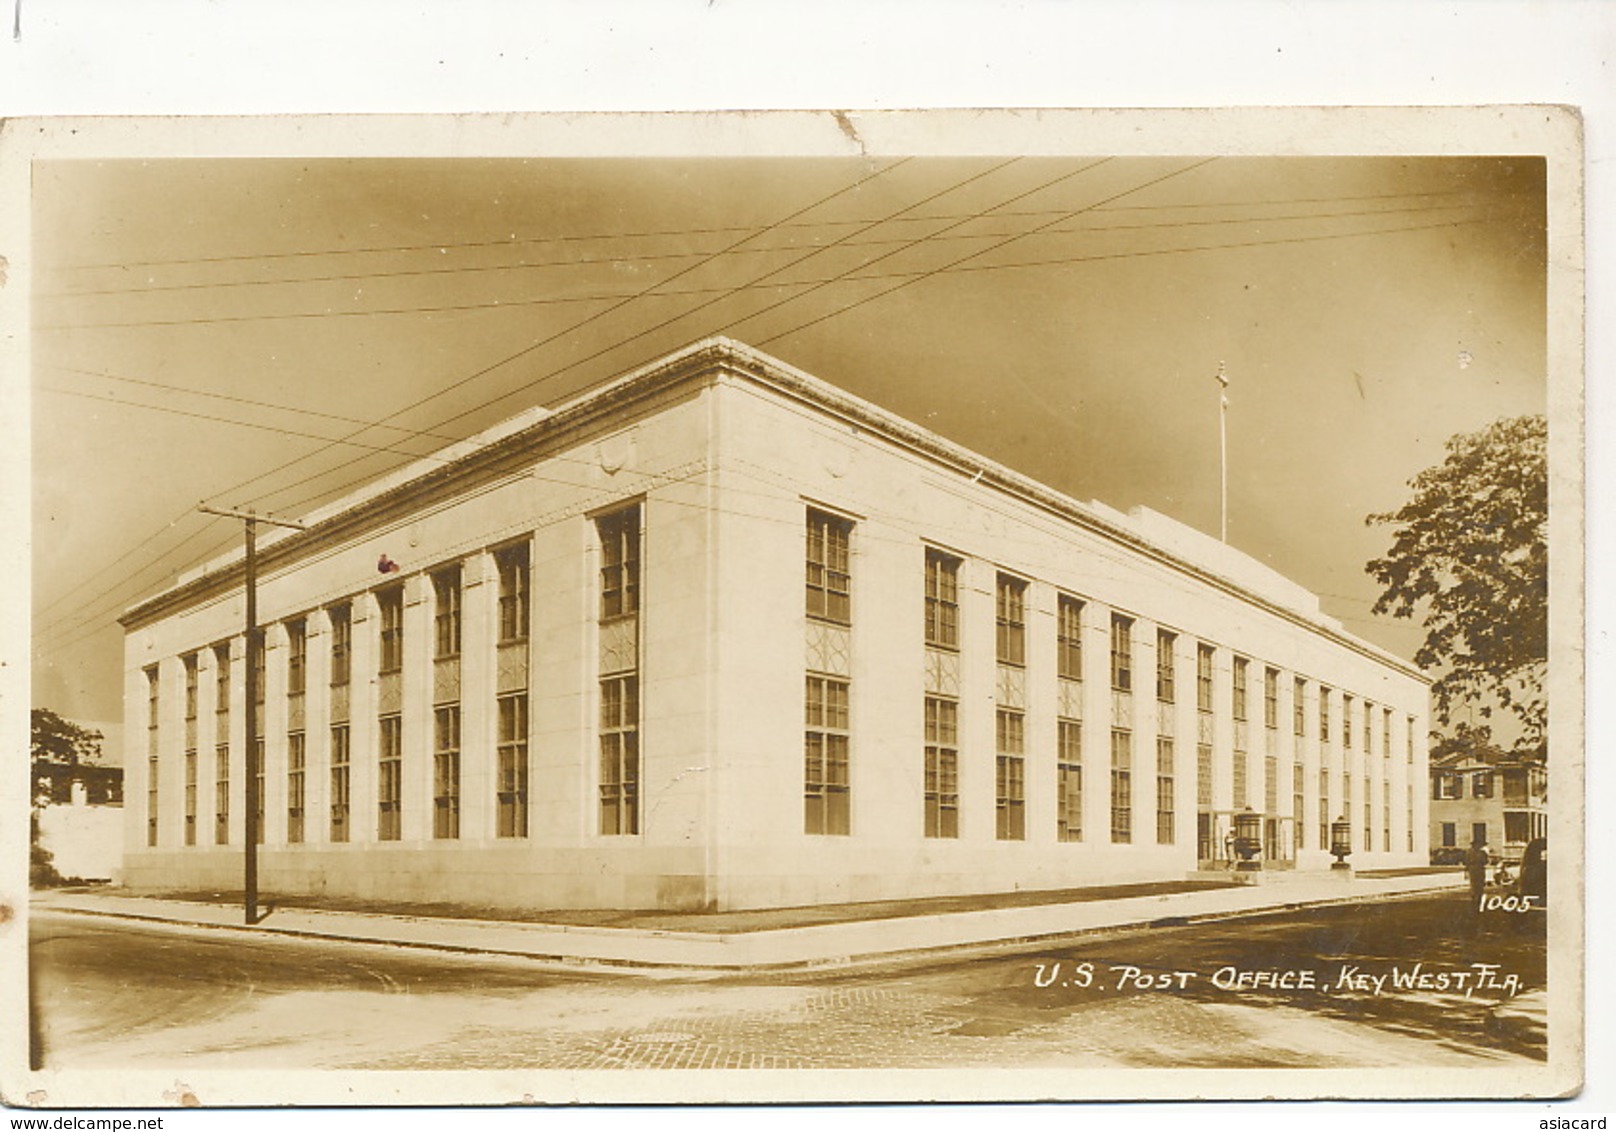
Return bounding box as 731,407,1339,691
1215,361,1230,543
198,504,306,924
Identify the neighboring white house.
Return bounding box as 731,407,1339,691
118,338,1431,912
34,761,124,883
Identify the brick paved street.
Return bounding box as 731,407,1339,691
31,891,1545,1073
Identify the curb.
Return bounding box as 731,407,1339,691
33,878,1467,974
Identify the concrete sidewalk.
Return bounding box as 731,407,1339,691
34,872,1466,972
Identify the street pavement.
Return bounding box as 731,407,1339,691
29,890,1545,1073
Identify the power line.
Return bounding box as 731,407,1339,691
47,159,1405,635
40,196,1490,302
44,184,1482,274
38,199,1495,331
217,159,1029,517
45,364,465,445
759,157,1223,349
42,387,458,462
33,159,927,644
42,201,1491,632
33,177,1491,651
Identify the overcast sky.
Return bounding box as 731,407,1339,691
29,152,1547,748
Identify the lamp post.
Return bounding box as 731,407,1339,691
1330,816,1354,875
1233,806,1263,872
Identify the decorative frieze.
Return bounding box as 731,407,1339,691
1111,689,1132,729
433,656,462,705
497,641,529,695
996,663,1025,710
600,617,639,677
1058,677,1083,720
925,648,960,697
377,671,401,715
806,620,851,677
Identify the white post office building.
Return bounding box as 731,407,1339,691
120,338,1431,912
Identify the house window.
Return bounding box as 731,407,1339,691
252,736,265,844
377,715,402,841
433,705,461,839
995,709,1026,840
1058,721,1083,842
497,693,529,838
1318,768,1330,850
1383,781,1392,851
183,653,199,721
1319,687,1331,743
924,696,959,838
1232,657,1249,721
804,675,850,835
1293,764,1305,851
924,549,960,650
1110,729,1133,842
1407,716,1416,763
215,643,231,715
1383,708,1393,761
1196,743,1213,807
600,505,642,620
1156,630,1176,702
329,724,350,843
286,619,307,697
1196,644,1214,713
1263,667,1279,730
1057,595,1084,680
1156,736,1175,844
1343,695,1354,749
287,731,306,843
1472,771,1494,798
1441,822,1456,847
1435,774,1461,800
996,574,1027,667
1110,614,1133,692
250,634,266,709
377,587,405,674
1504,811,1531,843
146,664,161,741
804,509,851,624
1232,753,1247,810
497,542,531,643
433,567,463,659
1472,821,1488,847
215,741,229,846
1293,676,1306,737
328,604,351,686
183,749,197,846
600,674,641,835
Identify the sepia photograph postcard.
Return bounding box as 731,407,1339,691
0,105,1585,1108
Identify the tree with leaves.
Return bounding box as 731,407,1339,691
1366,414,1547,759
31,708,103,765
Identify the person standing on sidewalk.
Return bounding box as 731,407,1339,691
1464,836,1489,910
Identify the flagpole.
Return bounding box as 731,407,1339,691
1216,362,1229,543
